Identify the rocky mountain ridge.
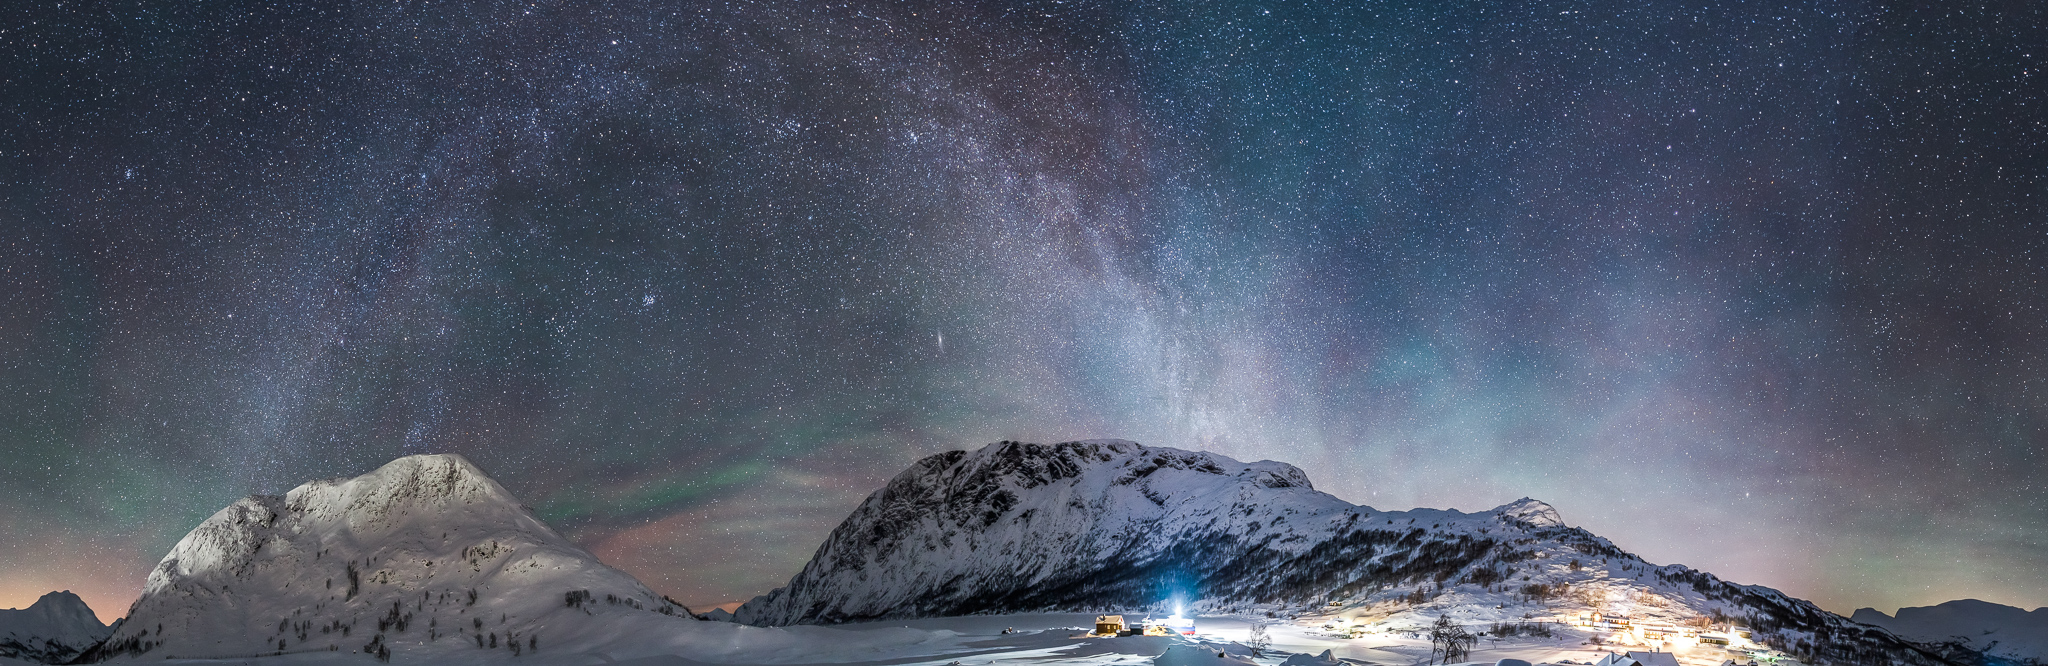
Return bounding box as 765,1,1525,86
1853,600,2047,664
735,439,1969,666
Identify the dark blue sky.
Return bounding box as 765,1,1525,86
3,0,2043,620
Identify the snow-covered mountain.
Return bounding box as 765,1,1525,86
80,454,690,662
1853,600,2048,664
734,439,1963,666
0,591,110,663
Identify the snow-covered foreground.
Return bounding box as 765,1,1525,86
1185,615,1762,666
105,612,1781,666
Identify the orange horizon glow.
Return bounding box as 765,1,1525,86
0,581,136,626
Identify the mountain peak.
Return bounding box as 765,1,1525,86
342,452,504,501
1492,497,1564,527
277,452,529,534
736,439,1952,665
942,439,1317,493
91,453,683,662
734,439,1349,625
11,591,102,628
0,590,110,663
25,591,91,614
1853,598,2048,663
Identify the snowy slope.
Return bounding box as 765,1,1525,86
81,454,690,661
734,439,1353,625
735,439,1964,666
0,591,110,663
1852,600,2048,663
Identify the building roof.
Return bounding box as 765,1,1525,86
1625,651,1682,666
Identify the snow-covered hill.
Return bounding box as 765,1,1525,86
76,453,1075,665
734,439,1963,666
0,590,110,663
80,454,689,661
1853,600,2048,664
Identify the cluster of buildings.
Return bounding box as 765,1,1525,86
1574,612,1749,650
1575,613,1790,664
1090,615,1196,638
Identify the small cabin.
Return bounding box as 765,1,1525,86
1095,615,1126,636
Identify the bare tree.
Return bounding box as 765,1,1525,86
1247,623,1271,657
1428,615,1476,665
1572,586,1607,613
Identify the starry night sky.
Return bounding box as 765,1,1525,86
4,0,2045,622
